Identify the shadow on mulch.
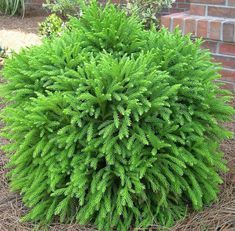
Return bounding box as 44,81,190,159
0,72,234,230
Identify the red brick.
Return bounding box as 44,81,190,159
175,0,186,2
190,0,225,4
161,11,170,15
161,15,171,29
197,19,209,38
169,8,185,14
228,0,235,6
223,22,235,42
210,20,223,40
220,69,235,82
201,40,218,53
172,16,184,31
218,81,235,92
213,54,235,69
177,3,190,9
184,17,196,35
208,6,235,18
190,4,206,16
219,43,235,55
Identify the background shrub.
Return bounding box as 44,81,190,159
124,0,175,29
1,1,234,230
40,0,175,38
43,0,85,18
39,13,65,38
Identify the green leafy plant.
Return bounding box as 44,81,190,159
39,13,65,38
1,1,234,231
0,0,25,16
40,0,85,38
124,0,175,28
43,0,85,18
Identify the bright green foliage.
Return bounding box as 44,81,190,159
1,1,234,230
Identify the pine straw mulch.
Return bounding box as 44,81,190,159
0,76,234,230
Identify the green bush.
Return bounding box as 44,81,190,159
124,0,175,29
42,1,175,29
39,13,65,38
1,2,234,230
43,0,84,18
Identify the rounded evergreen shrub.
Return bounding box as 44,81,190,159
1,2,234,230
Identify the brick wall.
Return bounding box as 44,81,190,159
161,0,235,92
162,0,190,15
190,0,235,18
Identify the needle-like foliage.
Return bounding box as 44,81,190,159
0,1,234,230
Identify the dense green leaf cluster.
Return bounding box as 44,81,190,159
1,2,234,230
39,13,65,39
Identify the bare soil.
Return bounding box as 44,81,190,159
0,16,45,52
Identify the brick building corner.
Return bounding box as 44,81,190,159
161,0,235,92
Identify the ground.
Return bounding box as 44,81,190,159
0,16,44,51
0,15,234,231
